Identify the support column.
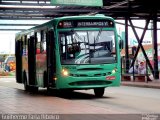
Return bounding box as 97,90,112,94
129,17,154,76
125,17,129,73
153,13,159,79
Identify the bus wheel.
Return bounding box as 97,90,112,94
94,88,105,97
43,71,47,87
23,71,38,92
47,87,52,95
23,72,30,91
30,86,38,93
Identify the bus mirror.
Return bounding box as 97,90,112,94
118,35,124,50
119,39,124,50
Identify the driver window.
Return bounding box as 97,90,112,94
60,33,81,60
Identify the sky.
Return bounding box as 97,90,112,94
0,19,160,54
0,20,49,54
0,31,16,54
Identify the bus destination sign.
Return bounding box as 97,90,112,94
77,21,109,27
58,20,114,28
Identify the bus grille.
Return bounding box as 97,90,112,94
77,68,103,71
69,80,112,86
70,73,107,77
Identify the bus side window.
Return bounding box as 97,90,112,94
35,32,41,54
41,31,46,53
23,36,27,56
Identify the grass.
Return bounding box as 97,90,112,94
0,69,15,76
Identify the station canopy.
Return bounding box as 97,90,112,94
0,0,160,31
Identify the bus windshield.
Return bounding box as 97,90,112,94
59,30,117,64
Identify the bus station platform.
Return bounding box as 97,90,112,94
121,75,160,89
122,80,160,89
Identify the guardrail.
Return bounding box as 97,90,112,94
121,57,152,82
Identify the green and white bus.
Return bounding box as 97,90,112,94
15,14,123,97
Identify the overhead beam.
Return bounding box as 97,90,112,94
1,0,50,1
0,13,57,17
0,29,25,31
1,5,160,16
0,0,160,30
116,21,160,30
103,0,128,9
0,24,39,26
0,17,52,20
0,2,51,6
0,7,96,13
0,10,75,14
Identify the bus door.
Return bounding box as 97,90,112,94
28,36,36,85
15,40,23,83
46,30,56,87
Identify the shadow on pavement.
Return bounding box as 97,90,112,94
15,88,113,100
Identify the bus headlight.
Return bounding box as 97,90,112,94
62,69,69,76
112,68,117,74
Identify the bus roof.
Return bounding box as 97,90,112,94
54,14,114,21
15,14,114,39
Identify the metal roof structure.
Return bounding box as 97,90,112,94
0,0,160,31
0,0,160,21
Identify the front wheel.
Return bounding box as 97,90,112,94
94,88,105,97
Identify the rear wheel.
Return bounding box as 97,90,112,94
94,88,105,97
43,71,47,87
23,72,30,91
30,86,38,93
23,71,38,92
47,87,52,95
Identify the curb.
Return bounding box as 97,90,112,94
121,82,160,89
0,76,15,78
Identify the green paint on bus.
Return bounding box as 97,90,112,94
15,14,123,97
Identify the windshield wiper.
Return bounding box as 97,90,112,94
95,27,103,43
71,29,84,43
87,31,91,63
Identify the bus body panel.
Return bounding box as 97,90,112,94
15,15,122,95
55,64,121,89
